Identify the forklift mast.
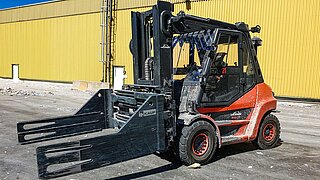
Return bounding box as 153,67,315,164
130,3,173,88
16,1,269,179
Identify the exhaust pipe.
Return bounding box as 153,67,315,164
252,36,262,54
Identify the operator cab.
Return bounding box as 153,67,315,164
173,27,263,114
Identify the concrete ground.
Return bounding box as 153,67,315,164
0,79,319,180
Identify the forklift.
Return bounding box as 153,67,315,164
17,1,280,179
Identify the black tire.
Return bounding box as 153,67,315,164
176,121,218,165
253,114,280,149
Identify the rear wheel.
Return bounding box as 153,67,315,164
253,114,280,149
176,121,218,165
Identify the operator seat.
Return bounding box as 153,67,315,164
204,52,227,100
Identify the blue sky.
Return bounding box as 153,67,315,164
0,0,51,10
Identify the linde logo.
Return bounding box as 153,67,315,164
139,109,157,117
231,111,242,116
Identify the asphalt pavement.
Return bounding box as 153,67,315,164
0,79,319,180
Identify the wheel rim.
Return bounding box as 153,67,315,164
192,133,209,156
262,123,276,141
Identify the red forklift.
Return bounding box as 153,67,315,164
17,1,280,178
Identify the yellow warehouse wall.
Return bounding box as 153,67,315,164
0,13,102,82
0,0,319,99
114,0,320,99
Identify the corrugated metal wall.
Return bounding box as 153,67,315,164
114,0,320,99
0,0,319,99
0,0,102,82
0,13,101,82
0,0,100,23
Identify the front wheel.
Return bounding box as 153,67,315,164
253,114,280,149
176,121,218,165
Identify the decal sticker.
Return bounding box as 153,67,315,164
222,67,227,74
139,109,157,117
210,108,252,121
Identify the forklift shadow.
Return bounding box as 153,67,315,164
107,162,182,180
213,139,282,162
212,142,258,161
107,141,282,180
